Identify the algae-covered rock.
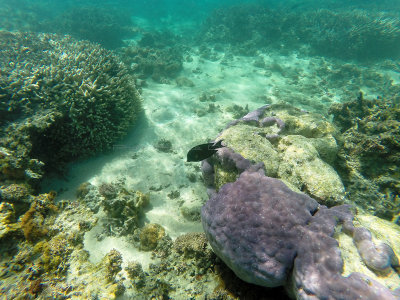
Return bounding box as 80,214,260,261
337,213,400,291
140,223,166,251
19,191,58,242
217,124,280,177
0,202,21,240
278,135,345,206
35,234,73,273
0,184,32,204
98,180,150,236
216,103,344,206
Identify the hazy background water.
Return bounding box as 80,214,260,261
2,0,400,35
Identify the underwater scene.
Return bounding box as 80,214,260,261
0,0,400,299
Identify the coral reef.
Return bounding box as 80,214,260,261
329,94,400,222
0,0,54,33
200,4,285,56
298,9,400,60
119,31,185,83
125,232,219,299
200,5,400,60
0,31,141,175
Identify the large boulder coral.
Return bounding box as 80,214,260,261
201,105,400,299
202,161,400,298
202,168,320,287
0,31,142,176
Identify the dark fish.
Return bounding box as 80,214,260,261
187,140,224,162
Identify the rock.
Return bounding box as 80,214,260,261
176,76,195,87
278,135,345,206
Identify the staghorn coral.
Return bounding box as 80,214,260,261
0,31,141,175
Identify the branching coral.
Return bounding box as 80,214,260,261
0,31,142,174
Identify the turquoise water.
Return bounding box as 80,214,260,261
0,1,399,299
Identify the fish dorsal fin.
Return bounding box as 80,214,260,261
211,139,224,149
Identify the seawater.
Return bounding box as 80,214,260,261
0,0,399,299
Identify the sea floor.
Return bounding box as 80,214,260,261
41,47,400,272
